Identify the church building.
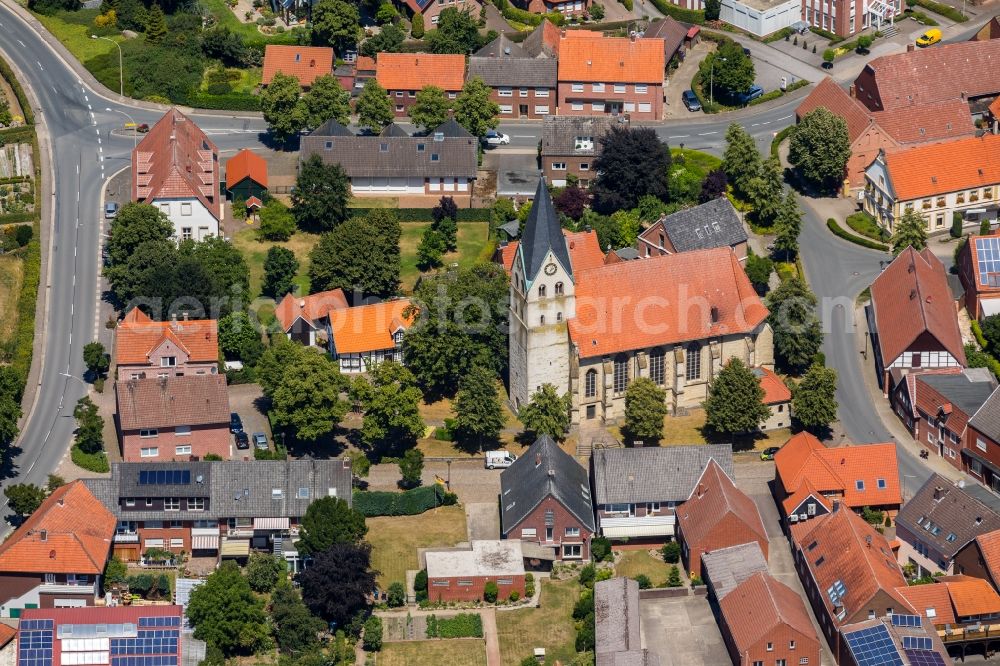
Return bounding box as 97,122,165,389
508,180,775,424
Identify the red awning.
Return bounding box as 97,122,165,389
687,26,700,38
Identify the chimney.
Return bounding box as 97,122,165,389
547,469,556,477
849,85,857,98
933,486,945,500
171,313,179,330
57,498,65,507
832,499,841,513
183,312,189,321
535,453,542,467
907,43,915,52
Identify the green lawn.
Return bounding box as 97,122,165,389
496,578,580,666
231,228,319,299
615,550,673,587
0,254,25,351
399,222,492,291
379,640,487,666
200,67,262,95
367,504,467,589
33,9,121,63
670,148,722,173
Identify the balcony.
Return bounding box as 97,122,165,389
39,582,97,596
227,527,254,538
192,526,220,537
114,532,139,543
599,514,676,539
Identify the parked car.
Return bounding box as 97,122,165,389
485,450,517,469
682,90,702,112
136,123,150,133
230,412,243,434
104,202,119,219
252,432,268,451
916,28,942,46
481,130,510,147
760,446,781,461
736,85,765,105
235,431,250,450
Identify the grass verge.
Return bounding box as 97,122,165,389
0,253,25,349
826,217,890,251
496,577,579,666
366,504,467,589
378,640,487,666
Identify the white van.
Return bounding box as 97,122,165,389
485,450,517,469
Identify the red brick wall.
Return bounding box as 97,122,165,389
507,496,592,561
681,515,768,578
122,423,231,462
427,574,526,602
387,89,461,116
492,88,555,119
542,156,597,187
721,617,821,666
557,82,663,120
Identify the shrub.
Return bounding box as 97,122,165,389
982,219,992,236
951,212,964,239
414,569,428,602
572,589,594,620
525,572,535,598
362,616,382,651
578,564,596,588
72,445,109,473
484,581,499,603
591,536,612,562
352,485,451,516
661,541,681,564
666,566,682,587
845,211,888,242
634,574,652,589
387,581,406,607
509,590,520,602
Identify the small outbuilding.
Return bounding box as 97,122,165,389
425,540,526,603
226,148,268,202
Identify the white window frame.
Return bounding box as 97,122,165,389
180,202,192,216
638,102,652,113
552,162,567,170
498,87,513,97
613,84,626,93
534,105,550,115
139,429,158,438
565,526,580,537
571,83,584,93
592,83,605,93
570,102,584,111
160,356,176,367
535,88,549,98
175,445,192,456
499,104,513,114
164,498,180,512
636,84,648,94
140,447,158,458
187,497,205,511
521,527,537,538
519,88,528,97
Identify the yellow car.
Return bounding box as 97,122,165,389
916,28,942,47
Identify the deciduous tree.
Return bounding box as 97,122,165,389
105,203,173,284
519,384,571,442
398,448,424,488
270,581,324,655
257,200,297,242
245,553,284,593
592,126,671,214
73,397,104,455
453,365,505,451
416,228,446,270
699,168,728,203
701,40,754,98
793,363,838,432
261,72,305,145
722,123,760,199
356,79,394,132
218,311,265,365
4,483,46,519
360,22,405,57
350,361,424,456
704,0,721,20
788,107,851,194
299,543,378,627
263,246,299,298
296,496,368,555
308,210,401,298
454,77,500,138
83,341,109,378
302,74,351,129
891,209,929,255
261,341,350,441
427,7,483,54
312,0,360,52
773,189,803,259
703,358,770,435
410,85,451,133
765,277,823,371
623,378,667,445
745,156,784,226
744,252,773,293
554,185,590,221
292,154,351,231
186,561,272,656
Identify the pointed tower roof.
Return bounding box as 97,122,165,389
520,178,572,281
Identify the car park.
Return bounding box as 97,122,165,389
235,431,249,450
682,90,702,112
230,412,243,433
104,202,119,219
481,130,510,147
252,432,268,450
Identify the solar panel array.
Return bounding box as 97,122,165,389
111,657,178,666
891,614,922,628
110,630,179,656
138,618,180,628
978,236,1000,288
19,621,54,666
901,636,932,651
903,648,946,666
138,470,191,485
843,625,903,666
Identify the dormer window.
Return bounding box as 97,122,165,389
434,132,444,142
574,136,593,150
295,53,301,62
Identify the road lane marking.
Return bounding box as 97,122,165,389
37,61,43,70
512,135,535,138
760,120,771,125
777,115,792,120
17,39,25,47
668,135,689,139
697,131,717,136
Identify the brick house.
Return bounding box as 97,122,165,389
954,528,1000,590
637,197,749,261
676,459,768,579
540,116,617,187
262,45,334,88
958,235,1000,320
0,483,116,618
500,435,596,561
838,616,951,666
556,32,665,121
594,578,659,665
114,308,219,382
425,541,526,602
274,289,349,348
115,375,232,462
466,57,557,120
896,575,1000,630
375,53,465,116
756,367,793,431
398,0,483,29
962,388,1000,491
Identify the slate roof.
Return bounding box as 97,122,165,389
896,474,1000,560
518,177,574,281
970,386,1000,442
380,123,410,138
654,197,748,254
83,459,353,521
541,115,618,156
116,375,230,432
701,542,769,600
870,246,966,367
642,17,687,62
590,444,734,505
300,120,477,179
720,572,819,658
467,56,558,88
499,435,596,535
475,33,528,58
676,459,768,554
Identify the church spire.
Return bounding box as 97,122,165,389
520,177,572,281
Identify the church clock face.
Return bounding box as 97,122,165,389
544,263,557,276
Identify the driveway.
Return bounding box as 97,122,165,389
366,459,501,504
495,152,541,197
466,502,501,541
639,594,729,666
228,383,271,458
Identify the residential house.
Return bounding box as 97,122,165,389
329,299,414,373
424,541,525,603
539,115,618,187
701,542,769,602
499,435,596,561
516,0,589,17
756,367,793,430
676,459,769,579
718,571,822,666
397,0,483,28
773,431,902,520
15,605,184,666
637,197,749,261
132,108,221,241
890,369,996,466
466,57,557,120
896,575,1000,631
957,234,1000,320
589,444,734,541
274,289,349,349
477,21,559,59
375,53,465,115
594,578,660,666
299,119,477,197
954,528,1000,590
866,246,966,392
83,459,353,572
509,180,774,422
225,149,268,203
0,483,115,618
642,17,690,69
863,135,1000,235
351,56,376,95
789,505,913,650
971,15,1000,41
115,375,232,462
838,615,953,666
114,308,218,382
556,32,665,121
963,387,1000,490
261,45,334,87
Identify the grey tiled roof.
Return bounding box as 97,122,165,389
964,483,1000,515
657,197,748,254
520,177,572,280
970,386,1000,442
520,20,559,58
379,123,409,137
300,120,477,179
541,115,619,157
921,373,996,416
701,542,768,600
642,17,687,61
896,473,1000,559
83,459,353,522
467,57,557,88
499,435,596,534
310,119,354,137
475,34,528,58
591,444,734,505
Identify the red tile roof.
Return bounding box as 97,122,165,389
376,53,466,91
871,98,976,145
0,482,115,575
720,572,818,655
941,575,1000,617
991,96,1000,119
757,366,791,405
274,289,349,332
781,477,833,516
882,134,1000,201
869,246,966,367
20,605,182,626
569,247,767,359
796,77,875,144
116,375,230,431
329,299,414,354
0,624,15,649
355,56,376,73
115,308,218,367
976,529,1000,586
676,459,768,552
262,45,334,86
226,148,268,189
898,367,965,418
894,583,957,626
132,108,220,221
557,32,665,84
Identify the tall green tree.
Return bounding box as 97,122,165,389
245,553,284,593
410,85,451,133
453,365,505,451
291,154,351,231
519,384,571,442
416,228,446,270
186,561,272,656
263,246,300,298
704,0,721,19
0,367,22,451
623,378,667,445
591,126,671,214
793,363,838,432
773,189,803,259
891,209,929,255
398,448,424,488
4,484,46,520
788,107,851,194
411,11,424,37
766,277,823,371
144,3,167,43
360,22,406,58
312,0,360,52
744,252,773,293
218,311,264,364
270,581,324,655
260,341,350,441
350,361,424,456
308,209,401,299
105,203,173,285
299,543,377,627
703,358,770,435
722,123,761,199
261,72,305,145
73,397,104,454
454,77,500,138
745,156,784,227
257,200,296,242
701,40,755,98
302,74,351,129
83,341,109,378
427,7,483,54
431,196,458,251
296,496,368,555
356,79,394,132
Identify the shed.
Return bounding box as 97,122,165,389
226,149,268,202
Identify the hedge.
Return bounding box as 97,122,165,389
826,218,890,251
648,0,705,24
748,79,809,107
0,55,35,125
0,212,36,225
907,0,966,21
491,0,564,26
72,445,110,473
353,484,455,516
345,206,492,222
809,26,843,42
845,211,888,242
187,93,262,112
426,613,483,638
770,125,795,158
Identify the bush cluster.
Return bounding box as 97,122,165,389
352,485,457,517
426,613,483,638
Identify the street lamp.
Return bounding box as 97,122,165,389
107,107,138,149
709,56,727,106
90,35,123,97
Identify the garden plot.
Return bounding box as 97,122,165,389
0,143,33,178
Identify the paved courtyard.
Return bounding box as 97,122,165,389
639,594,729,666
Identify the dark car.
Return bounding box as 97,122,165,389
230,412,243,434
760,446,781,461
682,90,702,112
736,85,765,105
235,431,250,450
252,432,268,451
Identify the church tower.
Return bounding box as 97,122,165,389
509,179,575,411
